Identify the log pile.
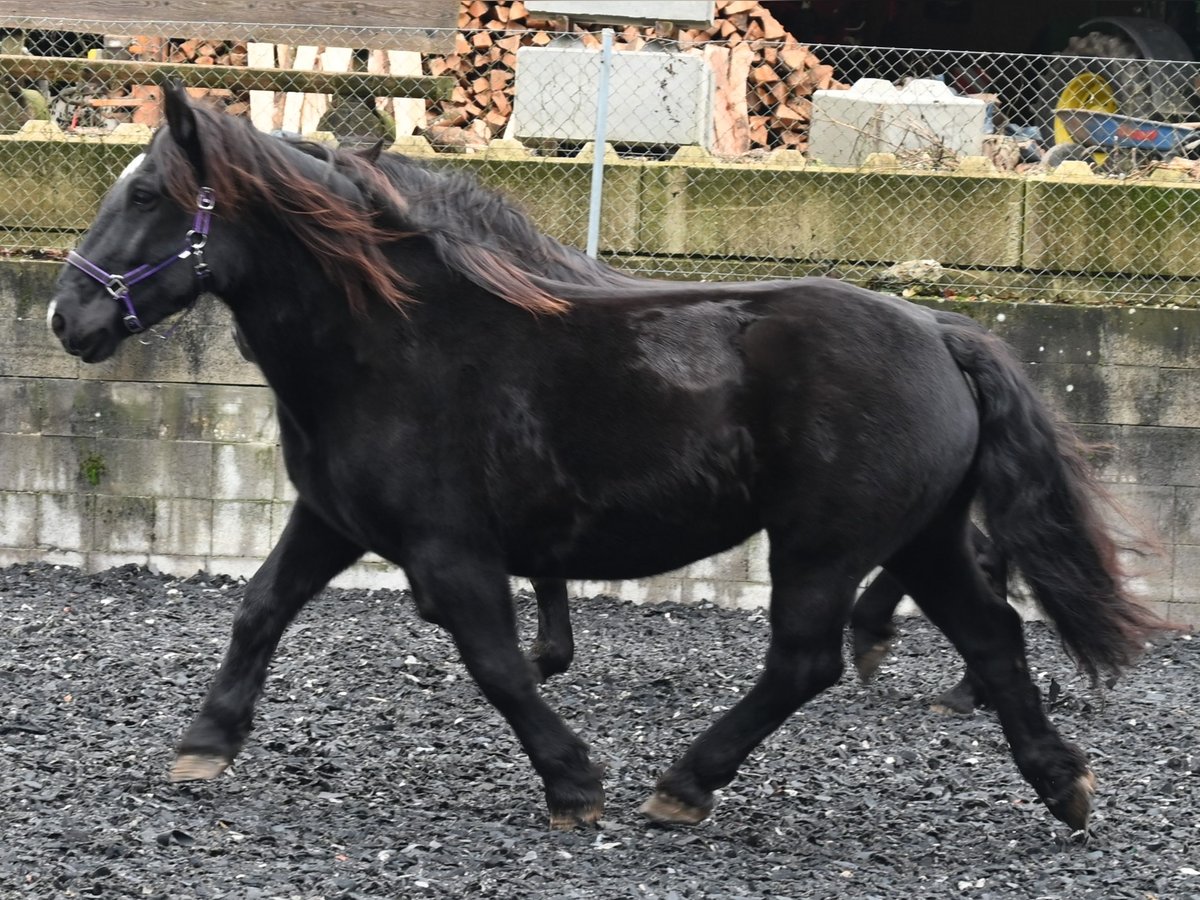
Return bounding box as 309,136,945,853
426,0,847,154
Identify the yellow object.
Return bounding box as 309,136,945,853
1054,71,1118,145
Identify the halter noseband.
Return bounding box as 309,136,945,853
66,186,215,334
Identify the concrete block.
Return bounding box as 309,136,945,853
746,532,770,583
1101,306,1200,368
685,545,750,582
573,578,682,606
809,78,987,167
1170,544,1200,605
331,561,409,592
90,437,215,499
205,557,262,582
1103,483,1177,543
0,548,45,567
0,377,47,434
37,492,93,551
153,498,213,557
683,578,770,610
149,554,211,579
213,443,279,501
41,380,166,440
1105,426,1200,488
273,467,298,503
638,166,1025,268
37,549,86,569
86,550,150,571
1159,369,1200,428
1024,180,1200,277
171,384,278,443
0,491,36,547
982,302,1104,365
1174,486,1200,544
1162,603,1200,626
0,312,78,379
0,434,82,492
211,500,274,558
1023,363,1161,427
93,495,155,553
270,501,294,544
512,45,712,148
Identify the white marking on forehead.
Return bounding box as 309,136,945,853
46,298,57,330
117,153,146,182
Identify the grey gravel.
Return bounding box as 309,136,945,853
1,562,1197,899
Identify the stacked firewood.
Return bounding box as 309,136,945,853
426,0,845,154
164,38,248,68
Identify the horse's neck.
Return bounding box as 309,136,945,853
225,281,372,407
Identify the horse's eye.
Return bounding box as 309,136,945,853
130,187,157,208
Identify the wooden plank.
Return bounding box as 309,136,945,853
247,43,278,132
282,46,319,134
0,54,453,100
0,1,458,53
301,47,353,134
384,50,426,138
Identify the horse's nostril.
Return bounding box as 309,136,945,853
50,312,66,336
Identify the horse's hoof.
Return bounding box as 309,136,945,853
1047,770,1096,831
854,640,891,683
930,694,976,716
548,804,603,830
639,791,712,825
169,753,230,783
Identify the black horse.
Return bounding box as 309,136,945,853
228,142,1001,715
48,83,1162,831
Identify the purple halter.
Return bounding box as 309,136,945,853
66,187,216,334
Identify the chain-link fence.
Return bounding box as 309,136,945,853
3,13,1200,303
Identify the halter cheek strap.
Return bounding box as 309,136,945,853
66,187,216,334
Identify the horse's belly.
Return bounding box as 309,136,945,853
506,504,761,581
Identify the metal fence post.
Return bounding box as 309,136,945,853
585,27,614,259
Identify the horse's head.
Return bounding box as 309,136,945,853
48,82,218,362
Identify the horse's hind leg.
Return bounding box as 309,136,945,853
850,569,905,682
888,512,1095,830
855,523,1005,715
171,501,364,782
642,539,854,824
528,577,573,682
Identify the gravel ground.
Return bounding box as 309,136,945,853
1,562,1197,899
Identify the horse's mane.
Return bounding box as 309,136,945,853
368,152,644,292
155,101,614,315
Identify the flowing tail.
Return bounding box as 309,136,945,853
938,316,1168,683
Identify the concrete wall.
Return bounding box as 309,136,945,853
3,260,1198,623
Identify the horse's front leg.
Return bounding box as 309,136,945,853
406,542,602,827
528,577,573,682
170,501,363,781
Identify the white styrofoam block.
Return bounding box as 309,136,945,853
808,77,988,166
525,1,713,26
511,45,713,147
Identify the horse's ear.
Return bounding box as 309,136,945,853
161,79,206,181
356,139,386,163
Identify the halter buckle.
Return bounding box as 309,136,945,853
197,186,216,210
122,312,145,333
105,274,129,299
